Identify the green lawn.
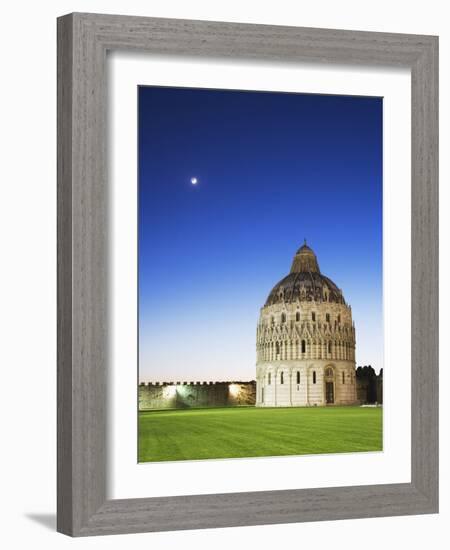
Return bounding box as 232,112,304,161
138,406,382,462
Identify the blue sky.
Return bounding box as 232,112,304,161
138,86,382,382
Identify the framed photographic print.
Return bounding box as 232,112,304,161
57,13,438,536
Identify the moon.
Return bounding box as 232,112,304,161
190,177,198,185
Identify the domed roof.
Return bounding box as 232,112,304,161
265,241,345,306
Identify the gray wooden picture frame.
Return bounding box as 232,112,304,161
57,12,438,537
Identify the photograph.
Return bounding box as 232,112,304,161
137,86,383,463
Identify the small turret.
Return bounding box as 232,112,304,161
290,240,321,273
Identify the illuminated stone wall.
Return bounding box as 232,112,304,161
138,381,256,411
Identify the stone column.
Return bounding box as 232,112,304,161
306,367,310,406
274,368,278,406
289,369,293,406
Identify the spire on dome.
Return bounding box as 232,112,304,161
290,241,320,273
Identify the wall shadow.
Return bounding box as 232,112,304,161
25,513,56,531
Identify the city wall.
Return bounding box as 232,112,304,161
139,381,256,411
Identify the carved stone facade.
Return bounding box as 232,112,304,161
256,242,357,407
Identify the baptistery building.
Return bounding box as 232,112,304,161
256,242,357,407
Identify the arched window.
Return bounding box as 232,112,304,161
342,372,345,384
268,372,271,385
337,314,341,323
326,313,330,323
296,311,300,322
326,367,333,377
280,371,284,384
328,341,332,354
312,311,316,321
275,342,280,356
281,313,286,323
301,340,306,354
271,316,274,326
296,371,300,384
313,371,317,384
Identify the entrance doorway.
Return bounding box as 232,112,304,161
325,382,334,404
